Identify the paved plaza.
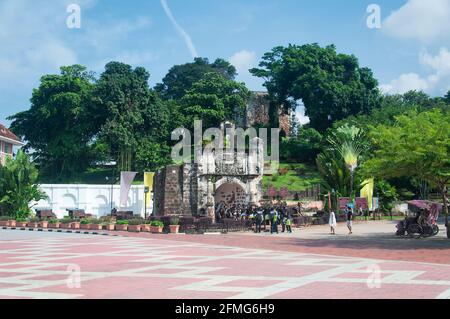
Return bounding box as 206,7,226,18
1,221,449,299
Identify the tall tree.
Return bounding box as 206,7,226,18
180,72,250,129
155,57,237,100
250,44,381,132
93,62,172,172
363,109,450,237
8,65,96,180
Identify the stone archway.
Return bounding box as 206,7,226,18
214,182,247,207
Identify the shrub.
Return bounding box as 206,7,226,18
0,216,11,221
48,218,59,224
0,151,48,219
80,219,91,225
151,220,164,227
16,217,27,222
28,217,39,223
91,219,102,225
170,217,180,225
116,220,129,225
59,217,73,224
100,216,116,224
128,219,144,226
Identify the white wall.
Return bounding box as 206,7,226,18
32,184,153,219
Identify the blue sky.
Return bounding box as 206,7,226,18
1,0,450,125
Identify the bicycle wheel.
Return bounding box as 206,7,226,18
407,224,422,239
432,225,439,236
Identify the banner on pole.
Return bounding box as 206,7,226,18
360,178,374,210
144,172,155,208
119,171,137,208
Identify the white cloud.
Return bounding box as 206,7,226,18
419,47,450,75
380,73,429,95
383,0,450,42
0,0,154,124
229,50,257,75
380,47,450,95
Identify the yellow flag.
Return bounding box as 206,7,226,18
144,172,155,208
360,178,374,210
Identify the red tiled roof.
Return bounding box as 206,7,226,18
0,124,21,143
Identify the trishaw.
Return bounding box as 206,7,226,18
396,201,440,238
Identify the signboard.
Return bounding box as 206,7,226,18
339,197,351,210
355,197,369,210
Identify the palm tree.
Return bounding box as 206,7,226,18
325,124,367,199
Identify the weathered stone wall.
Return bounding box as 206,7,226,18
246,91,290,136
153,164,199,216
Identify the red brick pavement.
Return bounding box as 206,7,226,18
108,231,450,265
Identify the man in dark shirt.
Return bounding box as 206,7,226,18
346,206,353,235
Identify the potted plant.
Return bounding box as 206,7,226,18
71,219,81,230
0,216,11,227
38,218,49,228
100,216,116,231
27,217,39,228
103,222,115,231
15,218,27,228
169,217,180,234
80,218,91,230
89,219,102,231
150,220,164,234
141,220,151,232
59,217,73,229
127,219,142,233
48,218,60,229
115,220,129,231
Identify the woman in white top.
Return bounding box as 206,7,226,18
329,211,337,235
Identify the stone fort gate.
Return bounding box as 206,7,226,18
153,122,265,218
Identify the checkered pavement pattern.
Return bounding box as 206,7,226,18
0,230,449,299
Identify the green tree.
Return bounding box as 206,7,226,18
93,62,172,172
155,57,237,100
250,44,381,132
0,151,47,218
180,72,250,129
280,127,322,164
363,109,450,234
8,65,96,180
444,90,450,104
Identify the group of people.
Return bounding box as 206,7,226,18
215,200,357,236
214,201,295,235
251,205,294,234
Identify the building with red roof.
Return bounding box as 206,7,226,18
0,123,24,165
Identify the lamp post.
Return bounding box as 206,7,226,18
104,161,117,213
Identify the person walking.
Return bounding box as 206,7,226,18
280,207,287,233
329,211,337,235
255,208,263,233
270,207,279,234
346,205,353,235
285,216,292,233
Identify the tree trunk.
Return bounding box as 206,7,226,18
350,170,354,201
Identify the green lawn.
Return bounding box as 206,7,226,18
262,163,322,192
